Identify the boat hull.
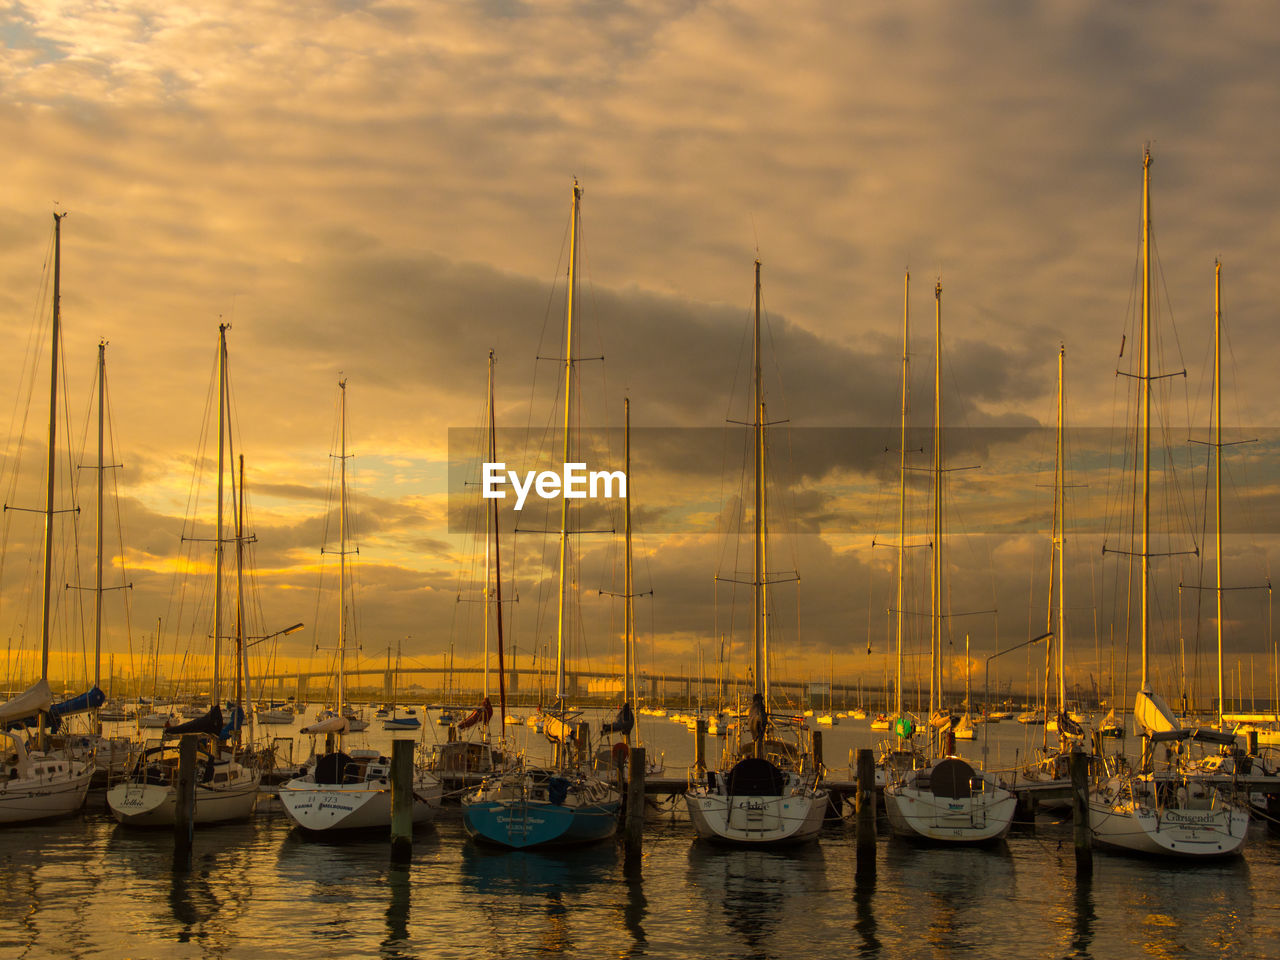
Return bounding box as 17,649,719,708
1089,789,1247,857
884,784,1016,843
463,796,620,848
0,762,94,825
107,776,260,826
684,788,827,845
278,776,440,832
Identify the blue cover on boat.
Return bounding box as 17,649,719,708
3,685,106,733
219,705,245,740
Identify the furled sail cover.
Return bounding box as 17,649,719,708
542,714,574,743
219,705,245,740
0,679,55,727
457,696,494,731
300,715,349,735
600,701,635,736
51,686,107,719
165,704,225,738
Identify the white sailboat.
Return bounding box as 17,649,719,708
1088,147,1248,857
882,278,1016,844
463,181,621,848
108,327,259,826
684,259,828,845
279,380,442,832
0,213,94,824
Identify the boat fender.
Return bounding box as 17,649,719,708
611,741,629,769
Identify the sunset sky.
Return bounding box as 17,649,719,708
2,1,1279,705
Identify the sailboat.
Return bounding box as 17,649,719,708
108,329,260,826
279,380,442,832
1088,147,1248,857
382,644,421,731
433,352,510,785
683,259,828,845
882,279,1017,843
463,181,621,848
0,213,95,823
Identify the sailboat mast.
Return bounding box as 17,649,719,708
213,323,229,706
931,281,943,728
490,350,507,738
337,378,349,719
753,259,765,704
1140,146,1153,691
1215,259,1224,727
1056,345,1067,722
624,397,635,724
94,341,106,728
555,181,580,706
235,454,246,747
484,354,492,704
40,212,64,693
896,270,909,724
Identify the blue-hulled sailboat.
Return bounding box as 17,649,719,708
463,181,620,847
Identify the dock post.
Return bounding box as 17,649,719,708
173,734,197,867
812,730,824,775
1247,730,1259,757
625,746,646,865
1069,749,1092,878
855,748,876,880
575,722,591,767
390,739,413,864
694,718,707,777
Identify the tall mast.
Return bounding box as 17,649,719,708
624,397,637,738
37,211,64,745
555,180,581,709
753,259,765,704
490,350,507,739
483,353,492,704
214,323,228,705
896,270,909,724
336,379,350,720
1056,345,1067,725
1214,259,1224,727
40,213,65,690
234,454,246,747
931,280,943,732
93,340,106,731
1140,146,1153,691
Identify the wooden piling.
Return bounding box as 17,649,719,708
575,722,590,767
390,739,414,864
625,746,646,864
1247,730,1259,757
694,718,707,776
855,748,875,879
173,734,197,866
812,730,824,775
1069,749,1092,878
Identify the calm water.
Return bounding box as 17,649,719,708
3,711,1279,959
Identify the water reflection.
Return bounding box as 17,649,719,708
1068,878,1095,960
460,840,620,955
168,867,220,943
380,864,412,959
1108,854,1252,959
622,859,648,954
882,838,1016,956
686,841,827,960
853,877,880,959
